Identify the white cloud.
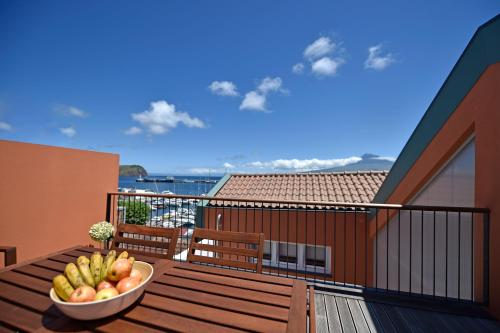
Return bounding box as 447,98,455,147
311,57,345,76
208,81,239,96
60,126,76,138
240,77,286,112
124,126,142,135
131,100,205,135
292,62,304,74
374,156,397,162
56,105,88,118
304,37,336,60
0,121,12,131
246,156,362,171
364,44,395,71
223,162,235,169
257,77,283,94
240,91,266,111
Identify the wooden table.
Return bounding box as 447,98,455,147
0,246,307,332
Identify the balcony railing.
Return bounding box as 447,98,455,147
106,192,490,305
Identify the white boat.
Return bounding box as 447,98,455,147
161,190,175,195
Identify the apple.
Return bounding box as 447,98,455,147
129,269,143,282
95,287,119,300
107,259,132,282
97,280,116,291
116,277,140,294
69,285,96,303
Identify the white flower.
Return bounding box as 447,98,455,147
89,221,114,242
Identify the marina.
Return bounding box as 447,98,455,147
117,175,218,240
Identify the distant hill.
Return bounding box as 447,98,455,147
311,154,394,173
119,165,148,177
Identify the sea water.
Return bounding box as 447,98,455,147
118,175,221,196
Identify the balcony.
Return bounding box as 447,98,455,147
107,192,498,332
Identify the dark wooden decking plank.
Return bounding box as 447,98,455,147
474,318,500,333
357,298,384,333
173,261,294,286
336,296,357,333
380,304,413,332
452,314,498,333
155,274,291,307
324,294,343,333
346,297,370,333
287,280,307,333
0,270,52,294
314,294,329,333
392,306,427,333
393,306,431,333
166,266,293,296
147,281,290,321
366,301,397,333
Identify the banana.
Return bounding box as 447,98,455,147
53,274,75,302
117,251,129,260
90,252,104,285
77,256,95,288
128,256,135,266
64,263,86,288
101,250,116,282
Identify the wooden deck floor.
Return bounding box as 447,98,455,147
314,290,500,333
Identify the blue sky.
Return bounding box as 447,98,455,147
0,1,498,174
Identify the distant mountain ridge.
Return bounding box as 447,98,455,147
311,154,394,173
119,165,148,177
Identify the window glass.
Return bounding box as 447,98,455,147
306,246,326,267
279,243,297,263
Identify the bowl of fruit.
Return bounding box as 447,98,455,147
50,250,153,320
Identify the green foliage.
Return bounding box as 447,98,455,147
119,200,150,225
119,165,148,177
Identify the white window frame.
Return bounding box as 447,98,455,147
262,240,331,274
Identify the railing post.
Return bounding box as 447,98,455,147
106,193,111,223
483,211,490,305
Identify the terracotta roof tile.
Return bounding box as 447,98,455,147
210,171,388,209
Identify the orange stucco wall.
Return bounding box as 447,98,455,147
0,140,119,267
203,206,369,285
381,63,500,317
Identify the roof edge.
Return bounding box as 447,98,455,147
373,14,500,204
227,170,390,177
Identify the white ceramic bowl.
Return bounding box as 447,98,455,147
50,261,153,320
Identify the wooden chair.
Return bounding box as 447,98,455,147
309,286,316,333
187,228,265,273
111,224,180,260
0,246,16,267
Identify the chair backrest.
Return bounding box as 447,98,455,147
111,223,180,260
187,228,265,273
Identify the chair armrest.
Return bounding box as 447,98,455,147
0,246,17,266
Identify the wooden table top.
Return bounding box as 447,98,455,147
0,246,307,332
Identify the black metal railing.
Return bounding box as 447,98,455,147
106,192,490,305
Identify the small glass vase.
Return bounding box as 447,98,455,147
100,239,110,250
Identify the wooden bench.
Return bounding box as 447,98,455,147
0,246,16,267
